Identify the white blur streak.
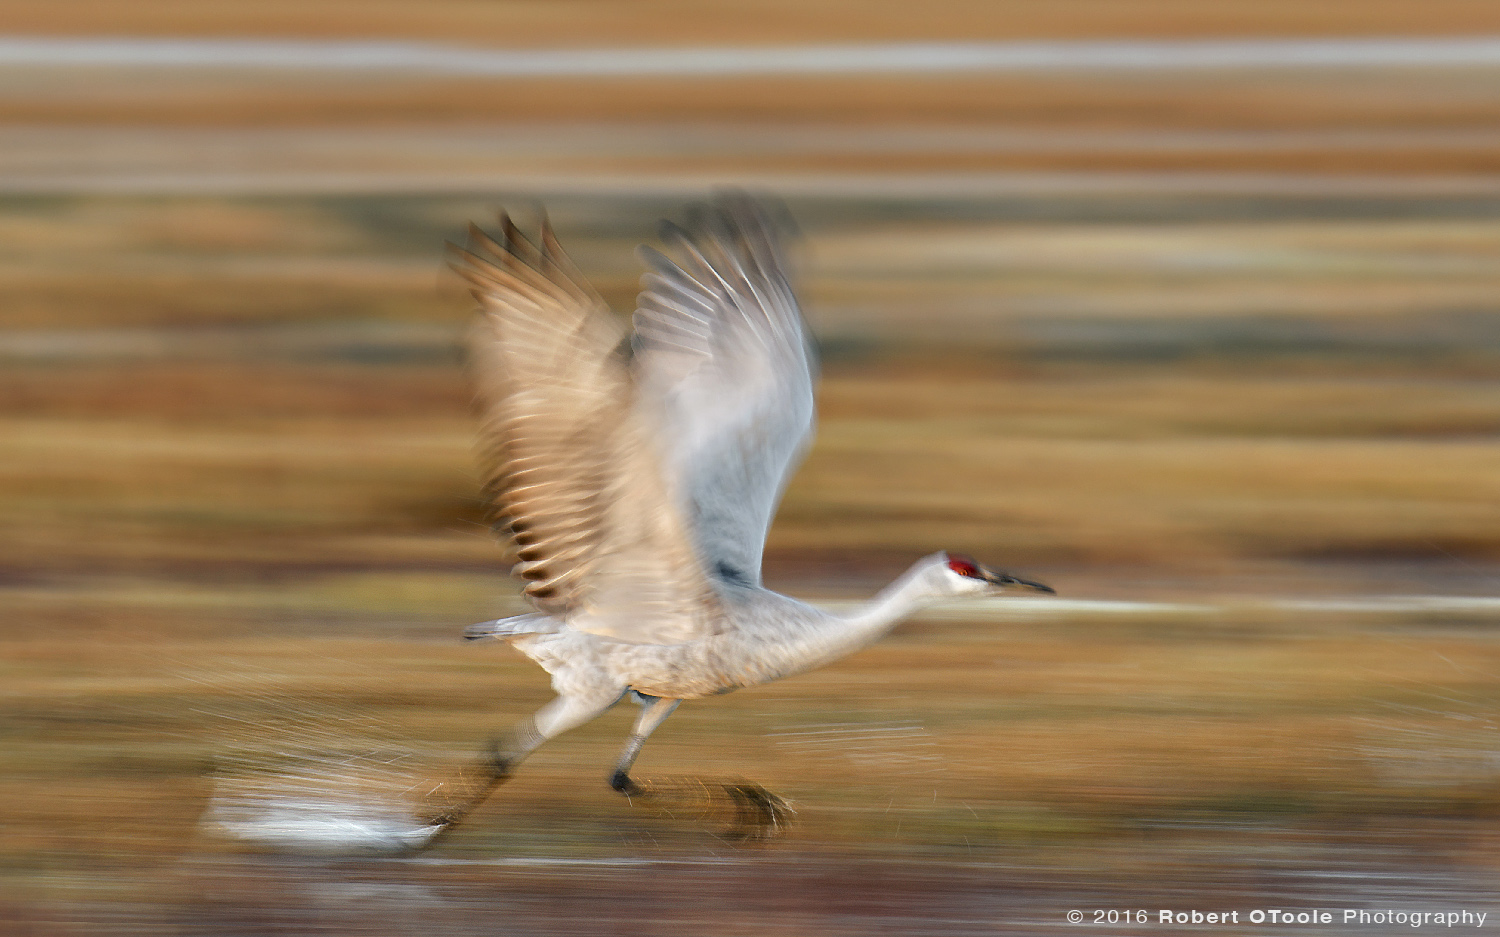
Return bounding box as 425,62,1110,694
1357,683,1500,787
7,36,1500,76
834,594,1500,619
769,719,944,776
191,666,444,854
206,779,442,854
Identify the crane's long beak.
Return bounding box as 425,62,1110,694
983,569,1055,594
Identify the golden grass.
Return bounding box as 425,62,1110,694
3,361,1499,577
1,193,1496,571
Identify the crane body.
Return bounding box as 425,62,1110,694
425,194,1052,841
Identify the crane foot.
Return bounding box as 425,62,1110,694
719,781,795,843
412,743,515,831
615,775,795,843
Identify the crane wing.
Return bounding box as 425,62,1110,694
453,214,723,645
631,194,816,588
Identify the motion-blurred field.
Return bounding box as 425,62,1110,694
5,190,1499,932
5,2,1500,932
5,194,1500,572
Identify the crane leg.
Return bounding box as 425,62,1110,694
609,694,680,795
418,689,623,833
497,690,627,771
607,693,794,843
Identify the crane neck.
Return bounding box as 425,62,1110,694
843,561,943,638
734,558,948,686
794,560,944,667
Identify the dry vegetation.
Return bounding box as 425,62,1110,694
3,192,1499,926
3,195,1497,572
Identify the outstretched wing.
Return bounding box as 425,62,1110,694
452,214,722,645
631,194,816,588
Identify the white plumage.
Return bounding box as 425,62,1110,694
437,193,1053,839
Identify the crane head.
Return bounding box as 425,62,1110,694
942,552,1054,596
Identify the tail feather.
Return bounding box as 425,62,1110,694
463,614,559,641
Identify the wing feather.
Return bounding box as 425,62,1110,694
454,213,721,644
632,194,816,589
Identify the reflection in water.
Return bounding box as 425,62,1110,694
46,841,1500,936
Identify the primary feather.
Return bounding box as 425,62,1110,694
633,195,816,589
452,213,721,645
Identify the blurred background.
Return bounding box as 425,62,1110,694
3,2,1500,934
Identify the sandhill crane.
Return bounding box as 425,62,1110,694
429,194,1053,843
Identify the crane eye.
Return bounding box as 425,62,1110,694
946,554,983,579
